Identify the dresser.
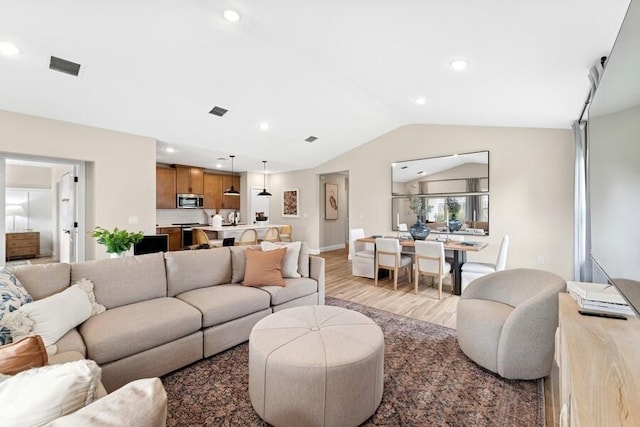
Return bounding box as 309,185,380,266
554,293,640,426
6,231,40,261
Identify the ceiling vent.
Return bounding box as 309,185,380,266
209,106,228,117
305,136,318,143
49,56,81,76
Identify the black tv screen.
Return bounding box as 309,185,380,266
134,234,169,255
588,0,640,316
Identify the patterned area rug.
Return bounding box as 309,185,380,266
162,297,544,426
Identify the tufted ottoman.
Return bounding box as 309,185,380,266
249,305,384,427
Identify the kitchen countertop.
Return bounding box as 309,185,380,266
194,223,284,231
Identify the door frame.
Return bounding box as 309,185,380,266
0,153,86,265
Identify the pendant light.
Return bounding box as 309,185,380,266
258,160,272,197
223,155,241,196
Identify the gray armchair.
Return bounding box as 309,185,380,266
456,268,566,380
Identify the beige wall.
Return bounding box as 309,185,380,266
0,109,156,259
283,123,574,279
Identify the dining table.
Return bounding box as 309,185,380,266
356,236,488,296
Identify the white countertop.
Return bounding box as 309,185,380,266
195,224,285,231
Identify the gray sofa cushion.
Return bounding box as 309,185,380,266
55,328,86,356
71,253,167,309
164,248,232,296
177,284,271,328
260,277,318,306
9,263,71,300
79,297,201,365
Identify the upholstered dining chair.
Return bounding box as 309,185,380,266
238,229,258,246
414,241,452,298
374,237,412,290
279,225,292,242
349,228,375,279
261,227,280,242
461,235,509,292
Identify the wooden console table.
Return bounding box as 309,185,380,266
6,231,40,261
555,293,640,426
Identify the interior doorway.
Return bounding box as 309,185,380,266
318,171,349,252
0,154,86,266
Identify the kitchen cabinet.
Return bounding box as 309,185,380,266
156,166,177,209
222,175,241,210
156,227,182,251
176,166,204,195
203,172,223,209
6,232,40,260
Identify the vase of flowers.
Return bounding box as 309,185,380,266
92,226,144,257
446,197,463,232
407,194,432,240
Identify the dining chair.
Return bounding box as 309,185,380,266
349,228,375,279
374,237,412,290
238,229,258,246
461,235,509,292
414,240,452,299
279,225,292,242
262,227,280,242
193,229,211,246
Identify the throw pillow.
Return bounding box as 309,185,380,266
6,280,106,348
0,268,33,346
243,247,286,287
261,241,302,278
0,359,101,427
0,335,48,375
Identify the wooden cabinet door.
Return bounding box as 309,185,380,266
157,227,182,251
222,175,241,210
156,167,176,209
204,173,223,209
175,166,204,194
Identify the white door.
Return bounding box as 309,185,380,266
59,172,77,263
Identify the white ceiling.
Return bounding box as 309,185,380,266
0,0,630,174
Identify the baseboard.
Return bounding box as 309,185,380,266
319,243,346,253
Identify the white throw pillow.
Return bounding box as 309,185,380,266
7,281,105,348
0,359,102,427
261,241,301,278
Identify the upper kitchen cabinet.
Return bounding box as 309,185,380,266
175,165,204,194
156,166,176,209
222,175,241,210
203,172,223,209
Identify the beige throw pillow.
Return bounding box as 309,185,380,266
261,241,301,278
243,247,286,287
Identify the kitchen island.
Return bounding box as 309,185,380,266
194,223,287,241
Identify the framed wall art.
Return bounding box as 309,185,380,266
325,183,338,220
282,188,300,218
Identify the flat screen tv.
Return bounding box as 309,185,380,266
588,0,640,316
133,234,169,255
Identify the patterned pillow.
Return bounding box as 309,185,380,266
0,268,33,346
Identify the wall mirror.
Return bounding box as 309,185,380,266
392,195,489,235
392,151,489,196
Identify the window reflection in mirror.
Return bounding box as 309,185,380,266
392,195,489,235
392,151,489,196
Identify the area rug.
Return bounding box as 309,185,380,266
162,297,544,426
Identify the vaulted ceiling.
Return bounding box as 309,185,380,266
0,1,630,174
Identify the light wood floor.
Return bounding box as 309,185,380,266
319,248,459,329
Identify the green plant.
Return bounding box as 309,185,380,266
407,194,433,219
446,197,461,220
92,226,143,254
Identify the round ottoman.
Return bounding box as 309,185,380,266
249,305,384,427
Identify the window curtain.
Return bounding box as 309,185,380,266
573,120,591,281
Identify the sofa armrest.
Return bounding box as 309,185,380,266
310,256,325,305
44,378,167,427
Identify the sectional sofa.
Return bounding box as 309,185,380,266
9,243,325,392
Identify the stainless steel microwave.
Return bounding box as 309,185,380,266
177,194,204,209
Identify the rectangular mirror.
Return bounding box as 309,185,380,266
392,194,489,235
392,151,489,196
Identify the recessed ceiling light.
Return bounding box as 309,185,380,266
450,59,468,71
259,121,270,131
0,42,20,56
216,163,222,168
415,97,427,105
224,10,241,22
165,147,175,153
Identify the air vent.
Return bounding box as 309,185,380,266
209,106,228,117
49,56,81,76
401,166,408,169
305,136,318,143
